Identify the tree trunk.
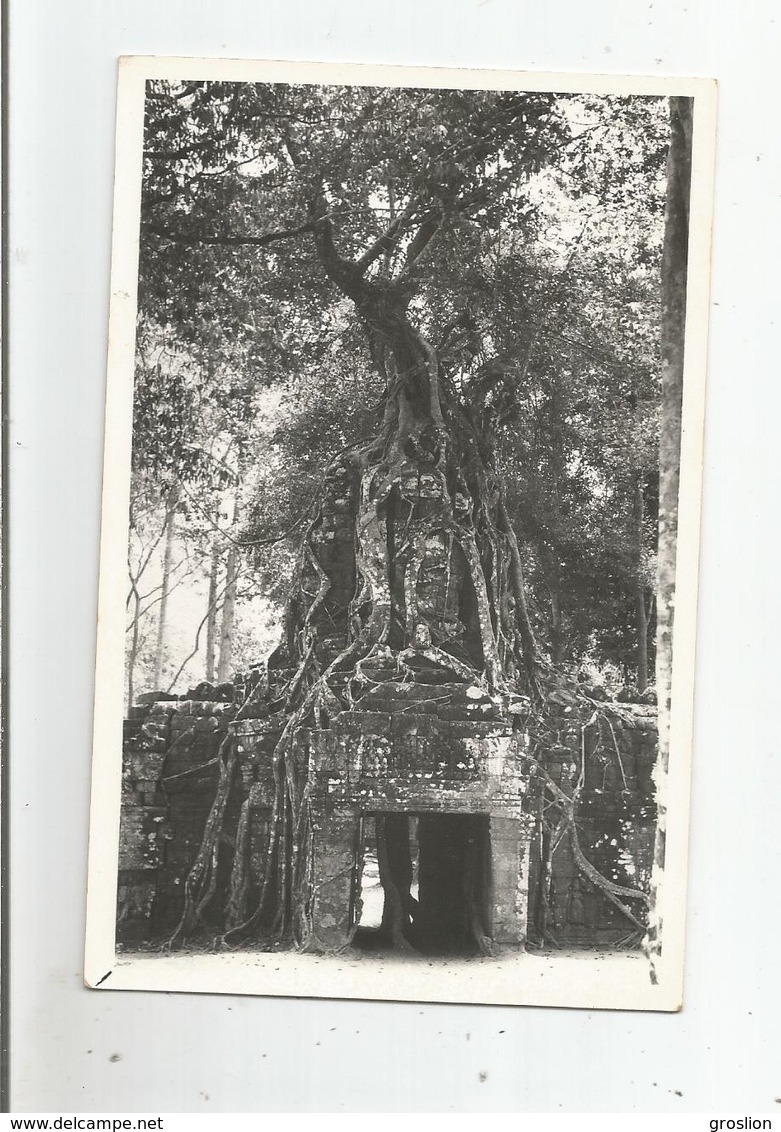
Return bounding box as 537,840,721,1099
646,95,693,979
546,376,566,667
549,585,564,668
377,814,415,950
153,486,178,690
217,498,240,683
633,471,649,692
636,584,649,693
127,587,141,709
205,532,220,684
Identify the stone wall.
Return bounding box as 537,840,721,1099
118,699,236,939
528,701,658,947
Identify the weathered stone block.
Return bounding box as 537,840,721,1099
118,805,167,870
310,805,360,950
490,816,531,944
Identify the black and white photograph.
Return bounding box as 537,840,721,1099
85,58,716,1011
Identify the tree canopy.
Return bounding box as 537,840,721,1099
128,80,668,700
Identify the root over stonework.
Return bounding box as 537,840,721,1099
159,362,546,950
158,317,651,954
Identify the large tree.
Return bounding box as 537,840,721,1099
133,82,669,949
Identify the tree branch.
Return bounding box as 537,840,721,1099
402,210,442,273
354,195,420,275
281,127,373,303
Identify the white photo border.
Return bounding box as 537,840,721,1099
85,57,718,1011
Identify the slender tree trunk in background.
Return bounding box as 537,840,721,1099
205,531,220,684
538,544,563,667
217,548,238,683
636,585,649,693
217,497,240,684
383,178,395,276
127,587,141,709
549,586,564,668
153,485,178,690
203,348,221,686
633,471,649,692
548,378,566,667
646,95,693,980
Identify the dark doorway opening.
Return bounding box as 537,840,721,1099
354,812,493,955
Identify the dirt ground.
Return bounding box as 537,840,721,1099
108,943,666,1011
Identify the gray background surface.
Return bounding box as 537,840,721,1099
8,0,781,1112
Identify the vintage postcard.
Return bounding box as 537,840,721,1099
85,57,716,1010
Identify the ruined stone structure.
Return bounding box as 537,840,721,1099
118,678,656,953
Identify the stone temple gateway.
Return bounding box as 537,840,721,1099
119,666,657,953
234,669,534,952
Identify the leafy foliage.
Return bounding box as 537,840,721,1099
128,80,667,697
